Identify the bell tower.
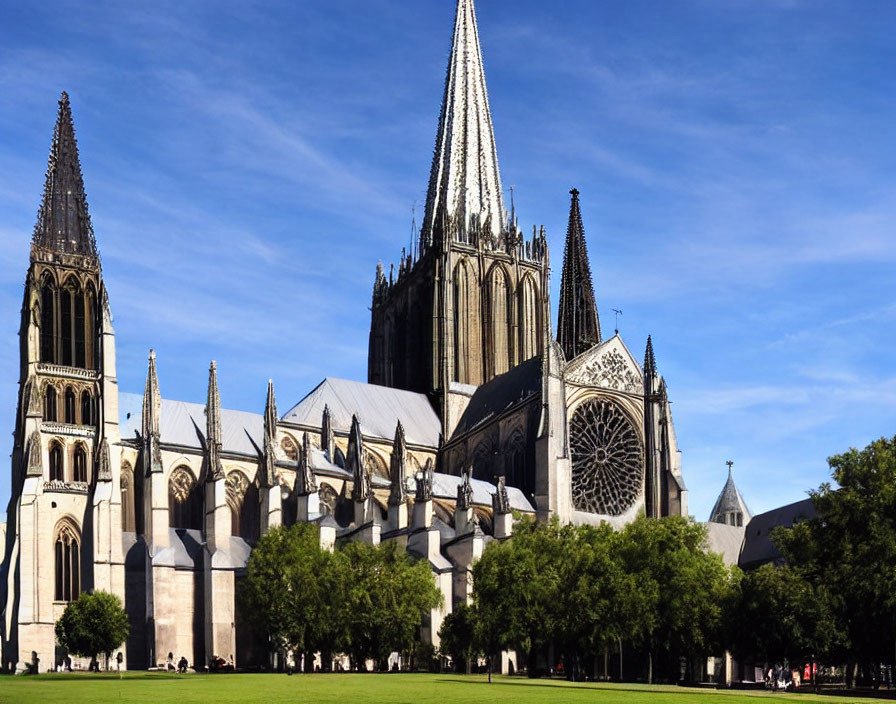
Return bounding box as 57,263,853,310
0,92,125,672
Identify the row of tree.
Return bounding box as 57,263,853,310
440,435,896,687
241,523,442,671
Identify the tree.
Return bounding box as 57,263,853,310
775,435,896,686
242,522,333,670
727,563,836,674
339,540,442,670
55,590,129,669
438,602,481,674
616,516,733,683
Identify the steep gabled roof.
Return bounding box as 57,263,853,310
281,377,441,447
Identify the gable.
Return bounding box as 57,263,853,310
563,335,643,394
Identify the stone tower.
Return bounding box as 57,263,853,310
0,92,125,672
367,0,549,435
556,188,601,361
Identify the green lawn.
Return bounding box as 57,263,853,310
0,673,871,704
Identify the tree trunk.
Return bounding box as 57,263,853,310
618,637,624,682
648,650,653,685
488,655,492,684
603,647,608,681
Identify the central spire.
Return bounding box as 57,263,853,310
421,0,506,249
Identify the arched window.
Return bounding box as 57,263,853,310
85,284,97,370
44,385,57,422
40,279,56,364
169,466,202,530
120,464,135,532
49,443,64,482
64,388,76,424
60,286,73,366
518,275,541,362
453,260,481,385
74,288,85,368
226,471,260,543
80,391,92,426
487,266,512,378
54,522,80,602
73,445,87,483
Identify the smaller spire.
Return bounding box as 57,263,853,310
298,431,317,495
206,361,224,481
321,404,335,461
644,335,657,378
260,380,278,488
708,461,751,526
389,421,408,505
348,414,369,502
557,188,601,360
142,349,163,475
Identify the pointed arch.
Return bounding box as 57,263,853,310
80,389,92,426
85,281,97,370
44,384,57,422
120,462,135,532
226,469,259,542
64,387,76,424
486,264,512,378
54,518,81,602
453,258,481,384
169,466,202,530
39,273,57,363
49,440,64,481
518,274,542,363
72,442,88,483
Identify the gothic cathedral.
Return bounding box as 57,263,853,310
1,0,686,673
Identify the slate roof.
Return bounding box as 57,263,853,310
739,497,816,570
281,378,441,447
704,522,745,567
431,471,534,513
709,468,751,524
119,392,262,457
452,357,542,436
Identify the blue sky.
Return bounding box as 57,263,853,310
1,0,894,521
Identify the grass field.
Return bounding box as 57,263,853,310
0,673,874,704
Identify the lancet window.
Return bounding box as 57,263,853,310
120,463,135,532
64,388,76,424
49,442,64,481
54,522,80,602
44,385,57,422
169,466,202,530
73,444,87,483
36,274,97,369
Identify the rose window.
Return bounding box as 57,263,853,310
569,397,642,515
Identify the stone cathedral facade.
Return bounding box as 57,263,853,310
0,0,687,674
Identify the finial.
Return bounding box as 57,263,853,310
149,348,156,360
726,460,734,476
611,308,622,335
569,187,579,198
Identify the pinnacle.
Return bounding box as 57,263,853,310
644,335,657,376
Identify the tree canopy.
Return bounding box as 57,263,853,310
55,590,129,667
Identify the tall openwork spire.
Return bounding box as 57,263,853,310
557,188,601,360
421,0,506,249
33,92,98,258
260,379,278,488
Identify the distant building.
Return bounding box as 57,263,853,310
0,0,687,673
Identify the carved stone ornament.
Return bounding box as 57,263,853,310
169,467,196,503
492,475,511,515
96,437,112,481
26,430,42,477
298,431,317,495
567,347,643,394
415,459,434,502
457,469,474,510
569,397,643,516
225,471,249,513
26,379,41,416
